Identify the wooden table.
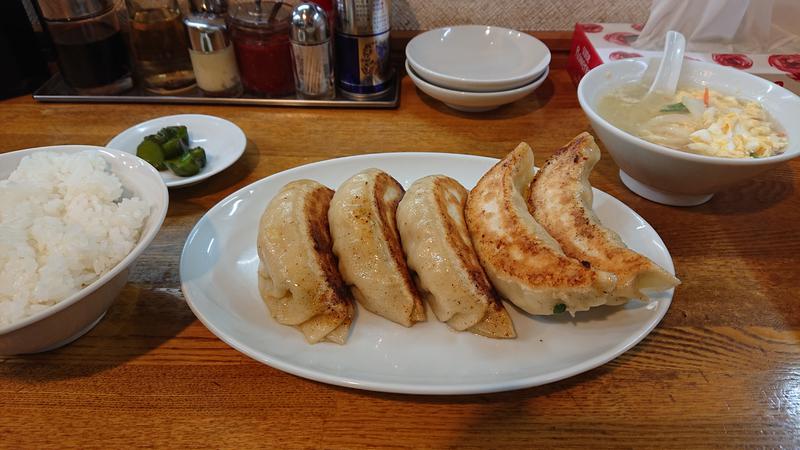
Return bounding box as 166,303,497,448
2,69,799,448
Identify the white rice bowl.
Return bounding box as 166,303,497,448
0,151,150,326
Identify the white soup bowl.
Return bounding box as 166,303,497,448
578,59,800,206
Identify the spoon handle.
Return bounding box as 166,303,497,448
648,30,686,96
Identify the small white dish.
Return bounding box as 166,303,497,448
107,114,247,189
578,58,800,206
180,152,676,395
406,25,551,92
406,60,548,112
0,145,168,355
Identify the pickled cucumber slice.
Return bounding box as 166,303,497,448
137,139,166,171
188,147,206,168
165,152,200,177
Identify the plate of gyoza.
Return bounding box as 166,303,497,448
180,133,680,394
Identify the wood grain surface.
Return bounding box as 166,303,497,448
1,68,799,449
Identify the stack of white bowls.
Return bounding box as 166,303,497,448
406,25,551,112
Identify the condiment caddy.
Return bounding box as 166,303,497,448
32,72,399,108
32,0,399,108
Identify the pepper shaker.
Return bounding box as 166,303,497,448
185,14,242,97
290,3,335,99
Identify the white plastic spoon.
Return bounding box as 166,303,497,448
647,30,687,96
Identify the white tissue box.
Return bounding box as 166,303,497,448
567,22,800,96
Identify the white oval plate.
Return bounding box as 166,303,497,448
406,25,551,92
180,153,676,395
107,114,246,188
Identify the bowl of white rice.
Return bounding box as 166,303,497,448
0,145,168,354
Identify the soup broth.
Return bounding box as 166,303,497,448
597,82,787,158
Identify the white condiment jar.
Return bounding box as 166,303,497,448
184,14,243,97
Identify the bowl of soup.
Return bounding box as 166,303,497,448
578,58,800,206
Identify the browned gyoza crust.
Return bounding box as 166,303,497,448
468,145,600,286
465,142,616,315
257,180,354,344
373,172,420,302
305,187,343,294
329,169,426,327
432,177,514,337
434,177,497,300
528,132,679,301
397,175,515,338
304,185,355,320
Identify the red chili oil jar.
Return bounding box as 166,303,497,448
227,1,295,97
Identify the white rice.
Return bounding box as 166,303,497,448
0,151,150,327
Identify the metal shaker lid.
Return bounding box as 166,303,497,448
37,0,114,21
290,3,329,45
185,14,230,52
189,0,228,14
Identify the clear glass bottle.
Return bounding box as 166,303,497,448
227,1,295,97
126,0,196,94
37,0,133,94
185,14,242,97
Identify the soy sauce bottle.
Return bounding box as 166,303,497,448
0,0,50,99
37,0,133,94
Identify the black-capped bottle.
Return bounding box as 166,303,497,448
37,0,133,94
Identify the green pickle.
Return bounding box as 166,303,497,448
139,126,203,177
155,126,188,146
189,147,206,168
161,137,183,159
175,126,189,148
154,127,173,144
165,152,201,177
136,139,166,171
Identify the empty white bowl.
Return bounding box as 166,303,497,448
0,145,168,354
406,25,551,92
578,59,800,206
406,60,548,112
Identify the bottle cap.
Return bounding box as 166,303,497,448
37,0,113,21
335,0,391,35
290,3,330,45
185,14,230,52
189,0,228,14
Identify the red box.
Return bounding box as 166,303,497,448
567,22,800,95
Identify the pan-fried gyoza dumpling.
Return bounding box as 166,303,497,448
329,169,426,327
528,132,680,302
397,175,516,339
257,180,355,344
465,142,617,315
